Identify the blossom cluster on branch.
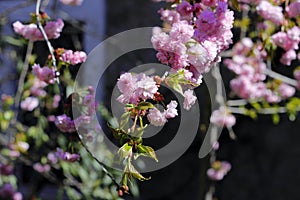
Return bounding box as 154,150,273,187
1,0,300,199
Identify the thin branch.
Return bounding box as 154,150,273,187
211,64,226,106
78,139,121,189
226,99,248,106
12,41,34,125
265,68,298,87
35,0,57,72
35,0,64,100
228,106,300,115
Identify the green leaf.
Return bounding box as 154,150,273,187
286,98,300,120
27,126,49,147
230,0,241,11
135,145,158,162
137,102,154,110
121,172,129,186
127,162,150,181
272,114,280,125
131,125,147,138
245,109,257,119
118,143,132,160
119,112,130,131
167,79,183,95
251,102,262,111
107,123,127,140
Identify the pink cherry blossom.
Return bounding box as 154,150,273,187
60,50,87,65
176,1,193,22
55,148,80,162
271,27,300,51
20,97,39,111
55,114,76,133
278,83,295,99
30,78,47,97
13,19,64,41
187,42,211,73
169,21,194,43
32,64,55,84
165,100,178,118
294,69,300,80
207,161,231,181
232,38,253,55
210,107,236,127
183,89,197,110
286,0,300,18
147,101,178,126
256,1,284,25
117,73,158,104
136,73,159,100
33,163,50,173
147,108,167,126
280,49,297,65
158,9,180,24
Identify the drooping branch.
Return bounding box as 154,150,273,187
12,41,33,125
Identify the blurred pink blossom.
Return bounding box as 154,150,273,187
256,1,284,25
278,83,295,99
33,163,50,173
210,107,236,128
207,161,231,181
55,114,76,133
286,0,300,18
280,49,297,65
32,64,55,84
20,97,39,111
13,19,64,41
60,50,87,65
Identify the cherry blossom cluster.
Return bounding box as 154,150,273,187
224,38,296,103
271,27,300,66
117,72,180,126
13,18,64,42
210,106,236,128
147,100,178,126
54,88,94,133
49,148,80,163
117,72,158,105
57,48,87,65
207,160,232,181
152,0,234,86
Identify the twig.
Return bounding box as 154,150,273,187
226,99,248,106
228,106,300,115
35,0,57,72
12,41,34,125
78,139,121,189
35,0,65,99
265,68,298,87
211,64,226,106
